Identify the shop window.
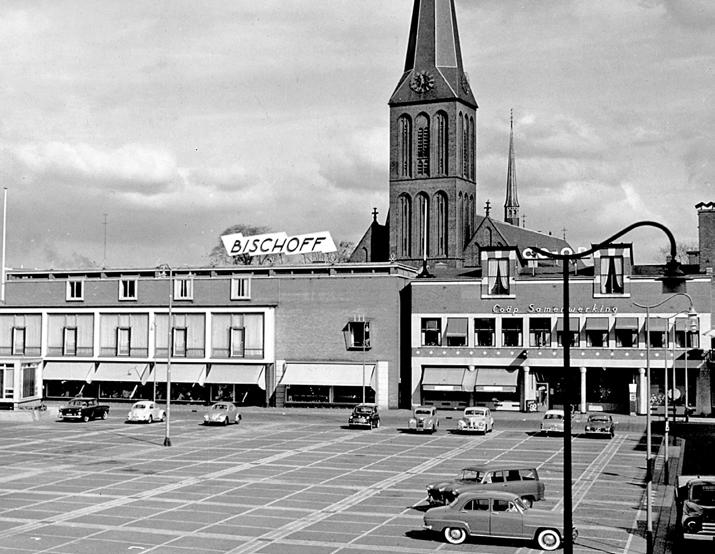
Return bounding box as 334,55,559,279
599,255,625,294
63,328,78,356
119,278,137,300
646,322,667,348
230,277,251,299
445,318,468,346
487,258,510,296
502,318,523,347
22,364,36,398
345,321,371,350
286,385,330,404
1,364,14,398
172,328,187,357
474,318,496,347
173,278,193,300
230,327,245,357
116,328,131,356
66,280,84,301
12,327,26,355
529,318,552,347
421,318,442,346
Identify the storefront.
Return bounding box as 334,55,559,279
275,362,378,406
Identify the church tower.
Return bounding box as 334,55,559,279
504,109,520,226
388,0,478,268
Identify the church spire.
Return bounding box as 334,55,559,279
389,0,477,108
504,109,520,226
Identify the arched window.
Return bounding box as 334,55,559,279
458,112,464,177
469,194,475,237
398,194,412,257
469,116,476,180
416,113,430,177
462,115,470,177
435,111,448,176
397,115,412,177
457,192,463,248
435,192,448,256
463,194,470,242
417,193,430,258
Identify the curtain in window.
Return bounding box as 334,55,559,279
0,316,12,352
601,256,624,293
488,259,510,295
25,315,41,350
76,314,94,350
243,314,264,355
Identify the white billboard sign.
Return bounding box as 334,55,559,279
221,231,337,257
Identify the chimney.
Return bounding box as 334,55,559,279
696,202,715,272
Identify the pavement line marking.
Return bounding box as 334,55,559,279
223,432,506,554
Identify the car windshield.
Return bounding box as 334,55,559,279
459,469,484,482
588,416,611,423
354,406,374,414
133,403,147,409
465,409,486,417
514,497,528,511
69,399,87,406
212,404,228,411
415,409,432,416
544,413,563,420
691,484,715,506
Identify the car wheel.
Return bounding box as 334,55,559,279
148,415,153,424
376,419,380,428
101,411,108,420
82,414,90,423
536,528,561,551
160,412,166,422
443,527,467,545
521,496,534,508
223,417,229,426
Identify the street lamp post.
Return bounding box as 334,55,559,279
158,264,173,447
532,220,686,554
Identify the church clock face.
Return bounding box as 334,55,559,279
409,70,435,93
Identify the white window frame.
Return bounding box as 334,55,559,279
230,327,245,357
173,278,193,300
230,277,251,300
66,280,84,301
12,327,26,356
172,327,187,357
347,321,371,350
63,327,78,356
119,278,138,300
117,327,131,357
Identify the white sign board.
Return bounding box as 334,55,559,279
221,231,337,257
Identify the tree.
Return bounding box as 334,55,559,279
658,242,698,264
208,224,271,266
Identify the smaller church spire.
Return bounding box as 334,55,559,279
504,109,520,226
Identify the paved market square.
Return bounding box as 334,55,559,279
0,407,658,553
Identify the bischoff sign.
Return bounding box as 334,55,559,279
221,231,337,257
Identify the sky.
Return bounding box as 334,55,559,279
0,0,712,270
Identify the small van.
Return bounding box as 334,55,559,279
427,465,545,507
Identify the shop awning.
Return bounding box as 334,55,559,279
205,364,265,389
585,318,610,331
646,318,668,331
445,318,468,337
152,363,206,385
673,357,706,369
615,317,639,330
90,363,149,383
475,368,519,393
422,366,474,392
280,363,375,387
555,317,579,331
42,362,94,381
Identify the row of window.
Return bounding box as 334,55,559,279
420,317,700,349
65,277,251,301
2,312,265,359
484,255,626,297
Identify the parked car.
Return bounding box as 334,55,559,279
676,474,715,541
423,490,577,550
408,405,439,433
457,406,494,434
427,465,545,507
348,403,380,429
203,402,241,425
58,398,110,422
584,413,615,438
126,401,165,424
539,409,565,435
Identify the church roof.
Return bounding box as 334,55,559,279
389,0,477,108
468,215,571,255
